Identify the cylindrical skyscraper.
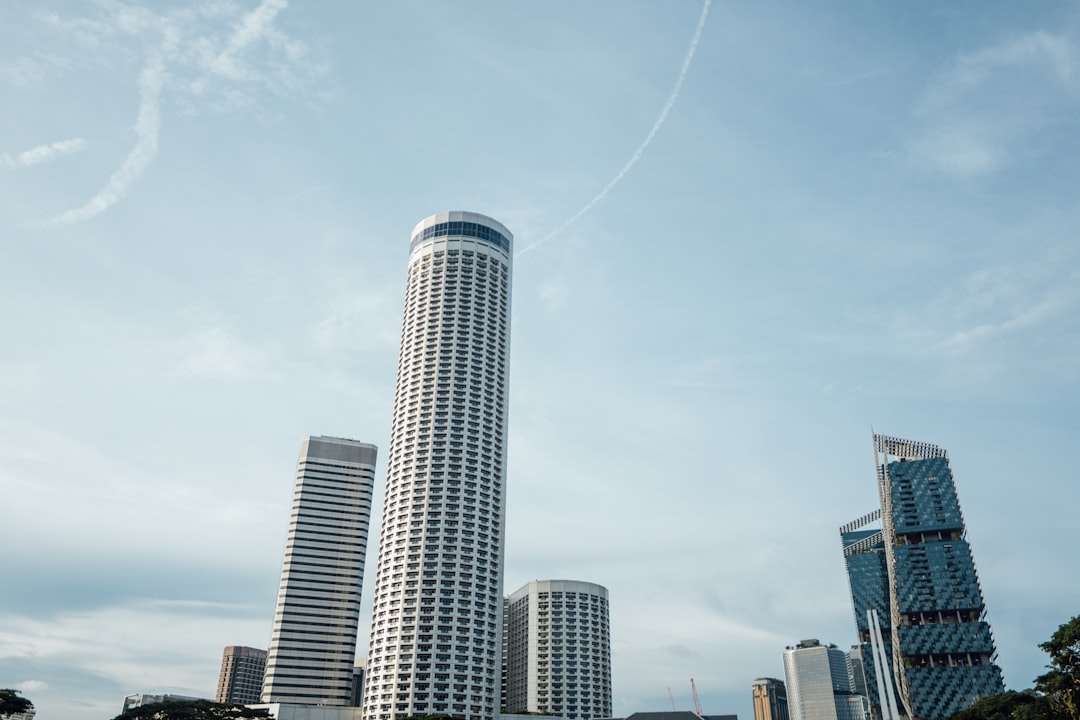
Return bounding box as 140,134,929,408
503,580,612,720
364,212,513,720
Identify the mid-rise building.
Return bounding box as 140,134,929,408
752,677,789,720
363,212,514,720
604,713,737,720
503,579,612,720
261,436,377,705
121,694,204,714
351,659,367,708
845,647,868,698
840,435,1005,720
782,640,867,720
216,645,267,705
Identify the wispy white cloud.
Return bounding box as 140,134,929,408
175,326,277,379
0,599,266,694
825,66,892,87
908,27,1080,178
15,680,48,693
0,56,47,89
309,290,399,352
909,126,999,178
929,31,1076,95
1,138,87,169
209,0,288,81
940,267,1080,353
33,0,322,224
537,280,569,312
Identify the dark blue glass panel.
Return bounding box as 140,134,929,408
411,221,510,254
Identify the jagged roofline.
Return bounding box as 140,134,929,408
840,508,882,534
840,509,883,557
873,434,948,461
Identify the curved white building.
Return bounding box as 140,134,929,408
364,212,513,720
503,580,612,720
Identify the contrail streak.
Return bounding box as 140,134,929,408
516,0,711,258
46,55,164,226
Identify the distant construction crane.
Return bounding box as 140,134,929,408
690,677,702,716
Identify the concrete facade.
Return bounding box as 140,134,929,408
364,212,513,720
216,645,267,705
503,579,612,720
262,436,377,705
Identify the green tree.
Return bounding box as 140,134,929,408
110,699,270,720
946,690,1056,720
0,689,33,719
1036,615,1080,720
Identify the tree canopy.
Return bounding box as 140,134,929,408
1036,615,1080,720
111,700,270,720
945,615,1080,720
0,689,33,719
946,690,1056,720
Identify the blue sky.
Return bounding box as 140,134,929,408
2,1,1079,719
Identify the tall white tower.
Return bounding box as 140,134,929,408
364,211,513,720
262,436,377,705
503,580,612,720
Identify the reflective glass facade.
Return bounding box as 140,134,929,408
841,436,1004,720
783,640,864,720
841,516,891,720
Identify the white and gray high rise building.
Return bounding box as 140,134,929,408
783,640,868,720
503,580,612,720
262,436,377,705
363,212,513,720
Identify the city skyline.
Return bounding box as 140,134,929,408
2,2,1079,720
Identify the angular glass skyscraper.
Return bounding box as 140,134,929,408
262,436,377,705
841,434,1004,720
364,212,513,720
